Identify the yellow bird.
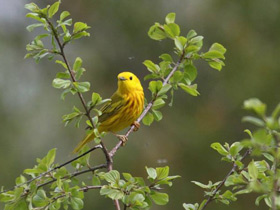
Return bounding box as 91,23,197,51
73,72,144,153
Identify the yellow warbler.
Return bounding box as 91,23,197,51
73,72,144,153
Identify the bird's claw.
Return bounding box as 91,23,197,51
116,134,128,146
132,121,140,132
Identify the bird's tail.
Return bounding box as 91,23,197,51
73,132,95,153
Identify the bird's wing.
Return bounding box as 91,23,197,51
98,91,125,123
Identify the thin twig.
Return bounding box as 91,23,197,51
38,164,107,188
0,145,102,194
201,149,251,210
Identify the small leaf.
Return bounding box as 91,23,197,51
148,24,167,40
210,142,228,156
178,83,199,96
70,197,84,210
242,116,265,127
103,170,120,184
164,23,180,38
150,192,169,205
48,1,60,18
73,82,90,92
73,22,90,33
52,78,71,89
244,98,266,117
143,60,160,73
248,160,258,180
142,112,154,126
92,92,102,106
60,11,70,21
152,109,163,121
73,57,82,72
186,29,197,39
158,84,172,96
165,13,176,24
146,167,157,180
152,98,165,110
156,166,169,180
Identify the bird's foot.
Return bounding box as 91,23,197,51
131,121,140,132
115,134,128,146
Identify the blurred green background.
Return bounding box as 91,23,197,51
1,0,279,209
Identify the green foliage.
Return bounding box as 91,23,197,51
143,12,226,126
97,166,180,209
184,98,280,209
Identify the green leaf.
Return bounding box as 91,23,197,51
164,23,180,38
60,11,70,21
242,116,265,127
148,24,167,40
152,98,165,110
191,181,211,189
170,71,184,83
46,148,56,168
73,81,90,92
158,84,172,96
156,166,169,180
248,160,258,180
152,109,163,121
104,170,120,184
209,43,226,54
70,197,84,210
73,57,82,72
55,60,68,69
165,13,176,24
92,92,102,106
184,64,197,82
186,29,197,39
148,80,162,94
208,60,224,71
100,188,124,200
229,142,243,157
33,188,48,207
48,1,60,18
174,36,187,51
146,167,157,180
159,53,173,62
25,3,40,12
183,203,199,210
142,112,154,126
203,51,225,59
52,78,71,89
26,23,44,32
56,71,70,79
73,22,90,33
178,83,199,96
244,98,266,117
210,142,228,156
150,192,169,205
143,60,160,73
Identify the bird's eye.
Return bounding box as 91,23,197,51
129,76,133,80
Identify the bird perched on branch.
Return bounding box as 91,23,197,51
73,72,144,153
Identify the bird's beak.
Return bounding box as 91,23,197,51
119,77,127,81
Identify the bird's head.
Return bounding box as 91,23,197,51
117,72,143,94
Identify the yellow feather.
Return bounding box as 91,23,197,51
73,72,144,153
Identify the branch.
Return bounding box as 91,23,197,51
109,51,186,157
200,149,251,210
45,17,112,170
37,164,107,189
0,145,102,194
